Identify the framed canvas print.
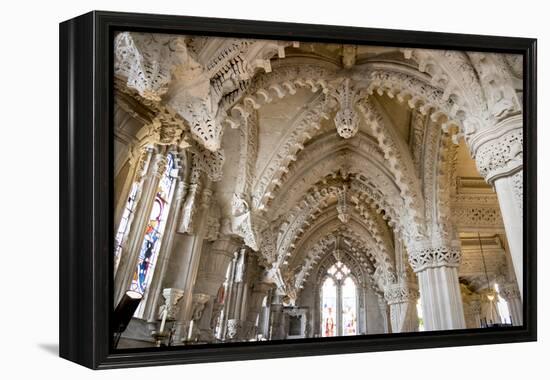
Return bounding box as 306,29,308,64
59,11,537,369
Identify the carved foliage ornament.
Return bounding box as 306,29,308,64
114,32,187,102
475,128,523,182
408,243,462,272
384,284,419,305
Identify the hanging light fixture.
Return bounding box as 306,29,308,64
478,233,496,325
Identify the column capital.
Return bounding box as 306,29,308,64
190,293,210,322
384,283,419,305
211,234,242,256
407,240,462,272
252,281,275,295
152,152,169,179
160,288,184,320
469,114,523,184
499,282,521,301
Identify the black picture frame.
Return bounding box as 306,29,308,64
59,10,537,370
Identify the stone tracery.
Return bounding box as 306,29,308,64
113,33,524,347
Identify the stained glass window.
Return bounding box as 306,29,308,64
321,277,337,337
114,182,139,273
341,276,357,335
129,153,177,295
321,260,357,337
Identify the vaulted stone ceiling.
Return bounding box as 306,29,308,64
114,32,521,301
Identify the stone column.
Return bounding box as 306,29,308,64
469,115,523,299
461,285,482,329
358,285,368,334
170,177,213,343
376,294,390,333
499,282,523,325
192,235,242,342
269,292,286,340
408,240,466,331
242,282,273,340
114,149,167,304
220,248,249,341
384,283,420,333
257,290,272,338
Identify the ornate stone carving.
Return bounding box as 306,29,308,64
358,99,426,245
231,193,261,251
205,203,221,241
192,147,225,182
226,319,242,340
452,206,503,228
474,127,523,182
499,282,521,301
467,52,521,121
408,242,462,272
251,94,330,211
332,78,360,138
511,170,523,218
384,284,419,305
191,293,210,322
336,185,350,223
114,32,188,102
158,288,184,321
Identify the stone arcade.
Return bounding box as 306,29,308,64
112,32,523,348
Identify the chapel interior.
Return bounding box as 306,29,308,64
112,32,524,348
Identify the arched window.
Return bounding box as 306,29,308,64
341,276,357,336
320,261,358,337
129,153,177,295
321,277,337,337
114,182,140,273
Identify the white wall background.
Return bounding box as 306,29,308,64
0,0,546,377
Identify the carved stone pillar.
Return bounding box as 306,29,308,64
114,149,167,305
242,282,273,340
408,241,466,330
384,283,420,333
193,235,242,342
257,290,272,338
376,294,390,334
218,248,250,341
170,177,213,343
499,282,523,325
269,293,285,340
461,286,482,329
469,115,523,299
